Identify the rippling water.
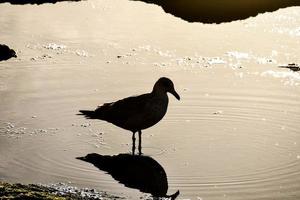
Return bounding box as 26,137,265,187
0,0,300,199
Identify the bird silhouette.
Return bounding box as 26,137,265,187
78,77,180,155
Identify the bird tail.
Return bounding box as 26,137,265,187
79,103,112,120
78,110,98,119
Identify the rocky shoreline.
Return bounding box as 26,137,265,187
0,0,81,5
0,182,123,200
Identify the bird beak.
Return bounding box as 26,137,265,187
170,89,180,100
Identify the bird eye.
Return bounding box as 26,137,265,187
163,81,170,88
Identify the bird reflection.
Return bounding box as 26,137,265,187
77,153,180,199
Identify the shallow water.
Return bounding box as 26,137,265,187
0,0,300,199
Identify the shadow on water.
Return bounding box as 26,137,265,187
131,0,300,23
77,153,180,199
0,0,80,5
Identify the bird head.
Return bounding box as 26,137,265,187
153,77,180,100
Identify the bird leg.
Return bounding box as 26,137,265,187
132,132,136,155
138,130,142,155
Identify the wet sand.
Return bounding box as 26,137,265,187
0,0,300,199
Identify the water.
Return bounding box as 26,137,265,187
0,0,300,199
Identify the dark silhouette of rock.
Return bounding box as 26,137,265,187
131,0,300,23
78,77,180,155
0,44,16,61
279,63,300,72
0,0,80,5
77,153,180,199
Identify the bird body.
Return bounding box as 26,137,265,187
79,77,180,154
89,92,168,132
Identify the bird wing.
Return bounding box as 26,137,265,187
95,93,152,126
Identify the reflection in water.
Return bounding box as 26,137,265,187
77,153,180,199
131,0,300,23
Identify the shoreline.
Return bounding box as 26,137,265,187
0,181,124,200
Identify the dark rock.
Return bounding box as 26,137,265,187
279,63,300,72
131,0,300,23
0,44,17,61
0,0,81,5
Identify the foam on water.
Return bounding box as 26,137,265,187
261,70,300,86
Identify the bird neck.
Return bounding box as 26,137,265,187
151,87,168,99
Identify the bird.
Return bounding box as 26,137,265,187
78,77,180,155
